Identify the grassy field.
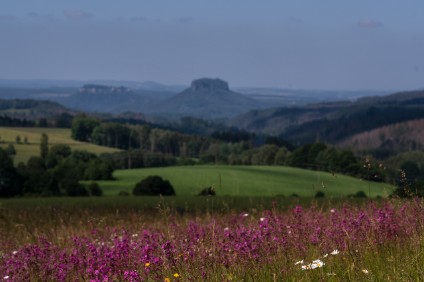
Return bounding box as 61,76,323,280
0,127,120,163
94,165,394,197
0,196,376,216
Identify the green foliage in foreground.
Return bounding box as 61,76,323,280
94,165,394,197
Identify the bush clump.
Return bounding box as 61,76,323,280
198,186,215,196
133,176,175,196
347,191,368,198
314,191,325,198
118,191,130,196
60,179,89,197
88,182,103,196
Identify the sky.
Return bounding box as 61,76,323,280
1,0,424,90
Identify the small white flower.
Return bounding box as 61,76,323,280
131,233,138,238
311,259,325,269
301,265,310,270
330,208,336,213
4,276,9,280
224,227,229,231
294,260,304,265
331,249,339,255
243,213,249,217
12,251,17,255
362,269,369,274
260,217,265,222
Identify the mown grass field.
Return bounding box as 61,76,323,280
94,165,394,197
0,127,120,163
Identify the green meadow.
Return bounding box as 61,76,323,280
0,127,394,199
0,127,120,163
94,165,394,197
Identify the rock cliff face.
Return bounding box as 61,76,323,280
190,78,230,92
79,85,131,94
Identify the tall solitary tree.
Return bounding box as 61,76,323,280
0,147,22,197
40,133,49,160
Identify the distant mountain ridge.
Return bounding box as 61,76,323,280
0,79,186,92
43,84,175,114
2,86,424,155
1,79,393,119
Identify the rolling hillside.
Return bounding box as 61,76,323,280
94,165,393,197
0,127,120,164
229,90,424,149
337,118,424,152
0,98,73,116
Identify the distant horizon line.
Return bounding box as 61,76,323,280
0,77,412,92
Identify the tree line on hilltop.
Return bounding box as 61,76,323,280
0,133,112,197
70,116,424,190
2,113,424,198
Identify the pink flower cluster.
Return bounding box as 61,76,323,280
1,200,423,281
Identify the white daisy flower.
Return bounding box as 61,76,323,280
311,260,325,269
331,249,340,255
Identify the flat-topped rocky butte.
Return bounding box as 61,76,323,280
151,78,263,119
190,78,230,92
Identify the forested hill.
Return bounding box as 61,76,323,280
0,99,75,127
0,99,68,111
229,89,424,149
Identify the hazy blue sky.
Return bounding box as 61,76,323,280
1,0,423,90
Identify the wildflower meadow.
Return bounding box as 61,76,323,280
1,198,424,281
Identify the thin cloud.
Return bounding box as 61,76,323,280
357,19,384,29
0,14,16,21
28,12,40,18
176,17,194,24
131,16,147,22
63,9,93,20
27,12,55,21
